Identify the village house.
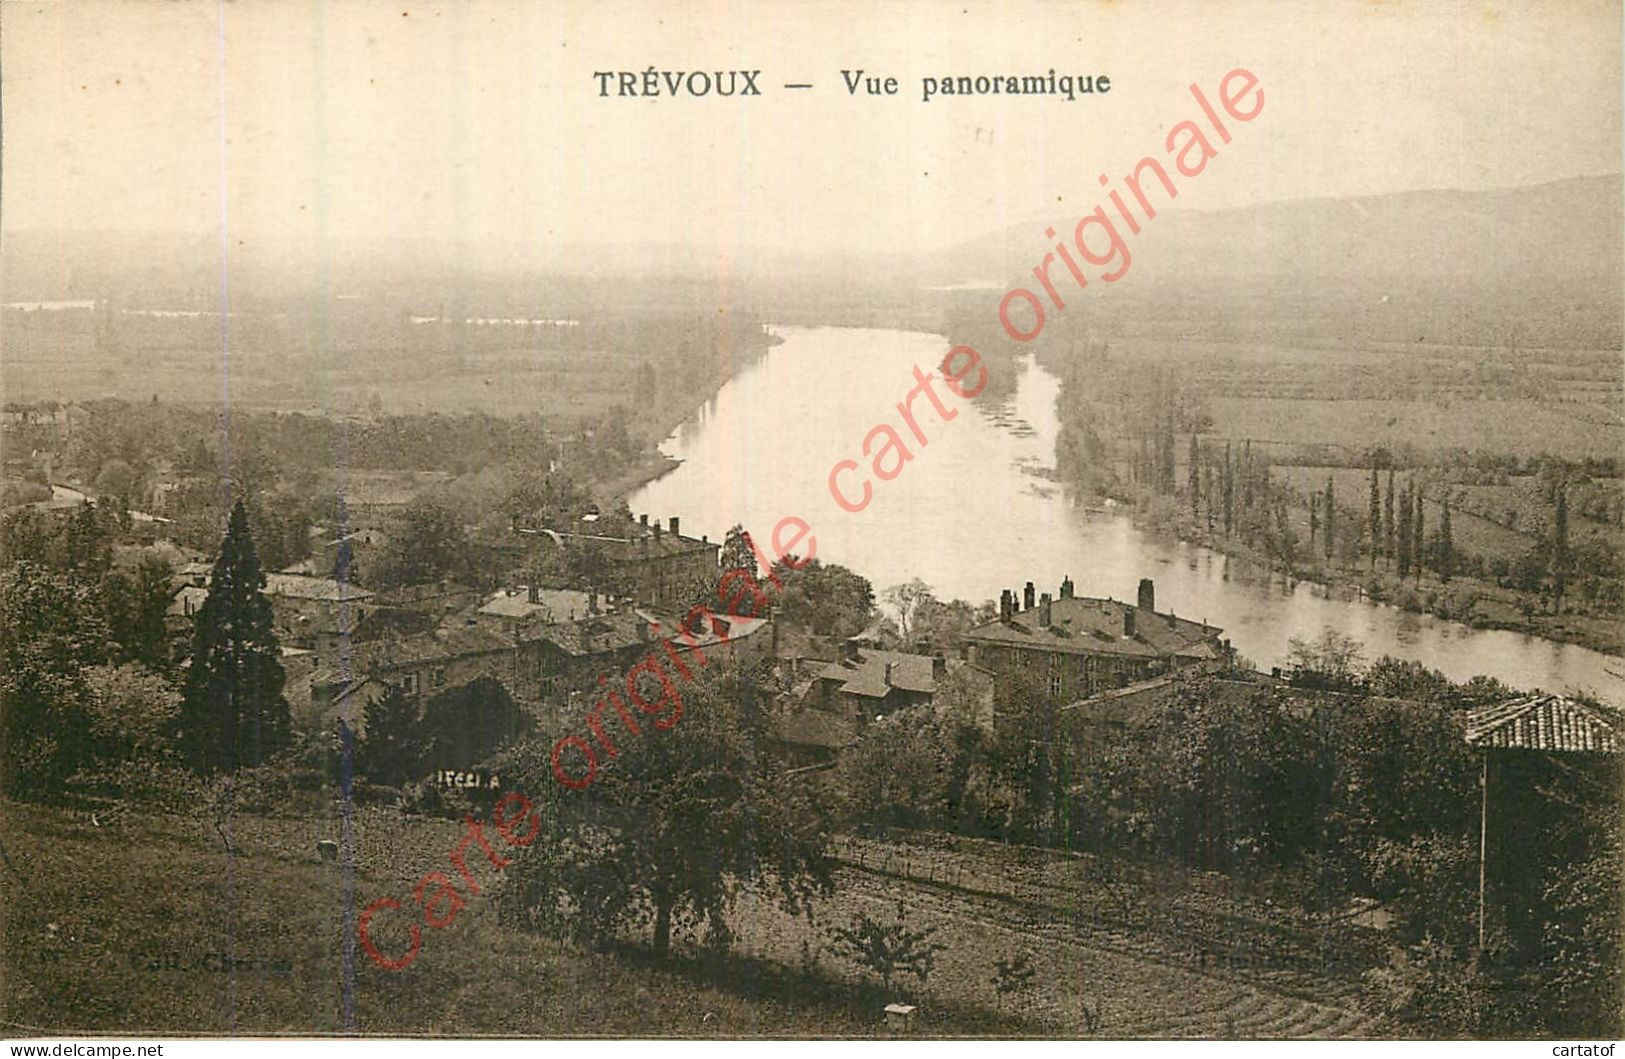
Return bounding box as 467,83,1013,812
517,600,772,709
597,515,721,610
306,623,523,736
810,643,995,730
962,576,1230,708
169,563,378,652
768,642,995,769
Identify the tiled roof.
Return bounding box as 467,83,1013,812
312,625,514,687
816,649,938,699
479,587,592,623
535,609,656,657
600,530,719,562
964,595,1219,659
1465,695,1622,754
264,573,375,603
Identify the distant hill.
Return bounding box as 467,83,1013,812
926,175,1624,349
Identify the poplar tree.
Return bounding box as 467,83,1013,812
1553,487,1569,613
1323,477,1335,560
1188,435,1200,516
179,499,289,773
1222,443,1234,537
1398,486,1413,578
1368,467,1382,568
1309,493,1319,551
1413,490,1426,582
1438,499,1454,583
1384,469,1396,568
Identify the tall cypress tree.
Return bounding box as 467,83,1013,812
179,499,289,773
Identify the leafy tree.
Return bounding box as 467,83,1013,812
1285,626,1365,691
373,494,469,589
416,676,530,771
100,556,175,668
883,577,935,641
718,523,757,576
504,671,833,958
827,903,946,996
769,557,875,639
839,705,957,829
0,564,108,797
361,684,423,786
66,501,113,577
84,663,181,763
178,500,290,772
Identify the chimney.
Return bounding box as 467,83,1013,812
588,590,598,615
932,654,947,681
1060,575,1074,599
1000,590,1012,621
883,661,894,687
653,522,663,539
1123,606,1137,638
1009,587,1020,613
1138,578,1156,614
1024,581,1036,611
842,640,859,663
527,584,539,604
669,516,680,536
640,513,649,527
1038,592,1052,627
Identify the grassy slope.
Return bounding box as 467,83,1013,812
1,799,1396,1039
0,803,909,1038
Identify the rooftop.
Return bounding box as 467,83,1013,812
264,573,376,604
1465,694,1622,754
964,591,1219,659
478,587,594,623
816,649,942,699
312,624,515,688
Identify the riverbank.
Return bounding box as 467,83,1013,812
1124,489,1625,662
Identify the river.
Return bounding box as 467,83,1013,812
631,326,1624,703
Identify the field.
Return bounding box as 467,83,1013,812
1,801,1392,1039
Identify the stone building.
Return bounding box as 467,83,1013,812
962,576,1229,707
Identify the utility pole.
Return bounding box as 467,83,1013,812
1477,750,1490,954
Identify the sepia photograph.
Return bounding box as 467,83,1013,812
1,0,1621,1046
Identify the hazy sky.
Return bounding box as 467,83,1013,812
4,0,1620,257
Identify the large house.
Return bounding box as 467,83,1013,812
962,576,1229,707
598,515,721,610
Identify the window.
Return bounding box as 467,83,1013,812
401,672,419,694
432,666,447,687
1049,673,1064,699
